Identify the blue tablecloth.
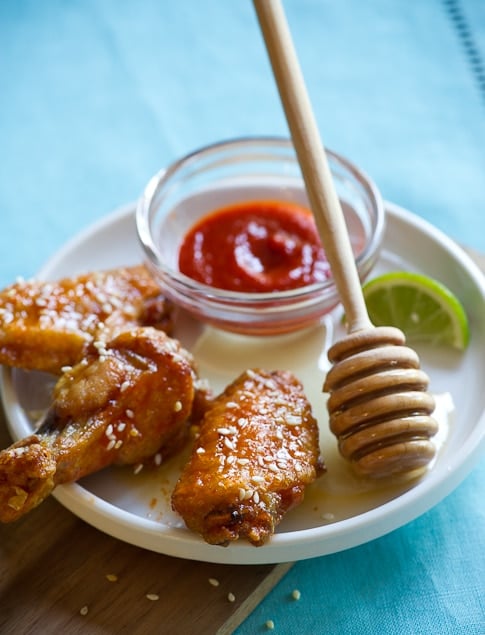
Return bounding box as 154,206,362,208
0,1,484,633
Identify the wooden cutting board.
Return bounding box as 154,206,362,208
0,247,483,634
0,407,293,635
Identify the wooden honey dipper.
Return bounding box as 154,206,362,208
253,0,439,479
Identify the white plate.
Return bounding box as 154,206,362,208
1,202,484,565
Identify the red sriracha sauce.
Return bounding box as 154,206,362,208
178,200,331,292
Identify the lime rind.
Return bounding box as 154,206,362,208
362,271,470,350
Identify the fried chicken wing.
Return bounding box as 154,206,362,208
0,327,202,523
172,369,325,546
0,265,173,374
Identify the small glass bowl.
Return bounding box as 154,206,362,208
136,137,385,336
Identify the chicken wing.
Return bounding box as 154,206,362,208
0,265,173,374
172,368,325,546
0,326,204,522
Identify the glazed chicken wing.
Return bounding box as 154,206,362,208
0,265,173,374
172,368,325,546
0,327,203,523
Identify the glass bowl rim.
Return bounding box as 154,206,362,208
136,135,386,304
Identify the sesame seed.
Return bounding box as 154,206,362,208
125,409,134,419
10,447,27,457
196,447,206,454
251,475,265,484
146,593,159,601
110,296,123,309
80,606,89,616
292,589,301,600
60,365,73,373
225,401,238,408
106,574,118,582
1,311,13,325
117,422,126,432
265,620,275,630
105,424,113,437
120,380,130,392
224,438,235,451
129,428,140,437
217,427,232,435
238,488,246,501
253,491,260,504
114,440,123,449
133,463,143,475
208,577,220,587
237,458,250,465
173,400,183,412
106,439,116,451
227,592,236,603
154,453,162,466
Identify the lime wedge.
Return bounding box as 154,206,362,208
362,271,470,350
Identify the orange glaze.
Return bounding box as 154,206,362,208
178,200,331,292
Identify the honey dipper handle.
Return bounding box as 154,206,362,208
253,0,372,333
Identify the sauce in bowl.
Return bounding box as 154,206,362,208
178,199,331,292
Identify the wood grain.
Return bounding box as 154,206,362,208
0,246,482,634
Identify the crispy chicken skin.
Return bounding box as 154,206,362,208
0,327,202,523
0,265,173,374
172,369,325,547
